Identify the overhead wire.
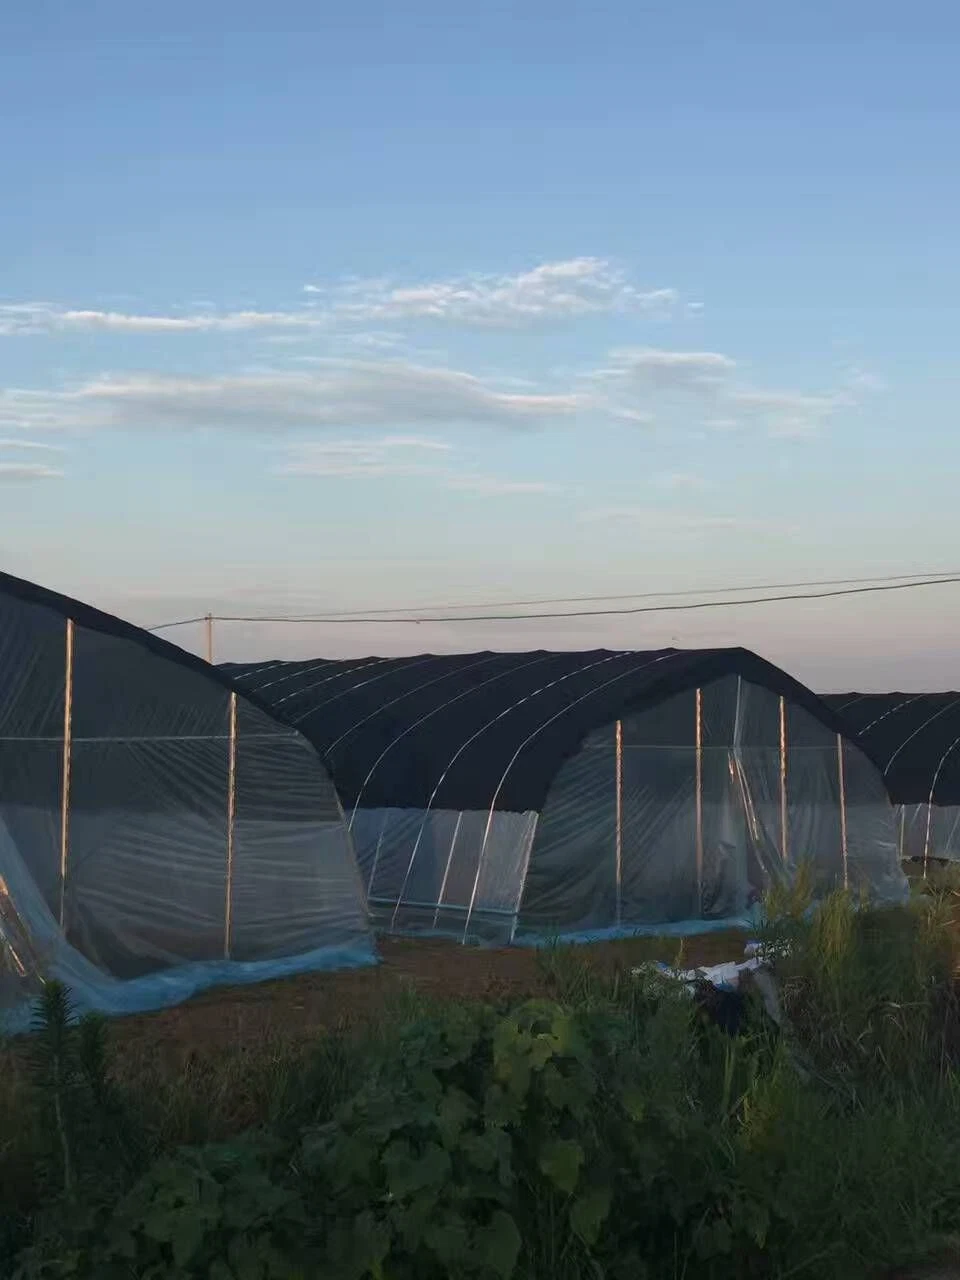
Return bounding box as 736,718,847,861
146,570,960,631
147,567,960,628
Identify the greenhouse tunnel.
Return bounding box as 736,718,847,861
226,649,908,945
0,572,373,1027
824,691,960,866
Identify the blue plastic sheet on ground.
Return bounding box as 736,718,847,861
1,944,378,1035
513,909,762,948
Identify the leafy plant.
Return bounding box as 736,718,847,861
5,897,960,1280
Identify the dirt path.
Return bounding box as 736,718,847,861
110,929,749,1060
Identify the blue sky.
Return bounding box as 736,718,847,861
2,0,959,688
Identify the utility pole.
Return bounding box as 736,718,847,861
204,614,214,664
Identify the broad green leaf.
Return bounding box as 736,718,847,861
436,1086,477,1148
170,1212,205,1266
542,1063,585,1113
538,1137,584,1195
382,1139,451,1198
424,1214,471,1264
460,1129,500,1172
484,1083,524,1127
621,1085,646,1122
478,1209,522,1278
570,1186,612,1246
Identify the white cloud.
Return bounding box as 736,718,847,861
277,435,559,497
844,365,886,393
608,406,654,425
444,474,561,496
276,436,453,478
305,259,680,328
604,347,737,390
0,461,63,482
0,359,587,434
592,344,860,438
727,388,848,438
0,436,66,452
728,388,846,415
0,302,324,337
577,507,782,535
653,471,709,491
0,259,683,339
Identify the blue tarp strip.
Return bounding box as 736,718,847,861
1,943,378,1034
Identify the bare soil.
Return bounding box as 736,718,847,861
109,929,749,1062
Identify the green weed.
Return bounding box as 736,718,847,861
2,897,959,1279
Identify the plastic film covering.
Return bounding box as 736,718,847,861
897,804,960,862
350,807,538,943
0,586,373,1028
821,692,960,866
516,676,905,938
222,649,905,945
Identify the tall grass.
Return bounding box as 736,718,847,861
2,887,959,1278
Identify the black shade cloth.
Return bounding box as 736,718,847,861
224,648,880,813
823,692,960,805
0,570,284,726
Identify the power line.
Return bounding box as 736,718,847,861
220,568,960,620
149,615,209,633
147,572,960,630
145,568,960,632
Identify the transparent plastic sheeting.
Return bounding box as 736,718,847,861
348,676,907,946
351,808,538,942
0,590,374,1028
897,804,960,862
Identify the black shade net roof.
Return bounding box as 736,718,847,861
822,693,960,806
223,648,880,814
0,570,293,728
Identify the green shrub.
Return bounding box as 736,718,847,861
4,897,960,1279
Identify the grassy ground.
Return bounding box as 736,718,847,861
2,873,959,1278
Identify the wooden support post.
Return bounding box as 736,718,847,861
224,692,238,958
58,619,75,931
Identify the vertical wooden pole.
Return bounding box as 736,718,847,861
923,799,934,880
779,697,789,864
695,688,704,916
615,719,623,926
58,619,75,930
837,735,849,890
224,692,238,958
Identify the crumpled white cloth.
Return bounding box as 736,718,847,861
632,941,784,1025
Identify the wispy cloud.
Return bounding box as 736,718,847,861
304,258,680,327
653,471,709,491
603,347,737,391
444,474,560,496
727,388,849,438
277,435,559,497
0,259,683,339
844,364,886,393
0,461,63,482
0,436,66,452
591,344,859,438
0,302,324,337
577,507,784,535
0,359,587,434
275,436,453,478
